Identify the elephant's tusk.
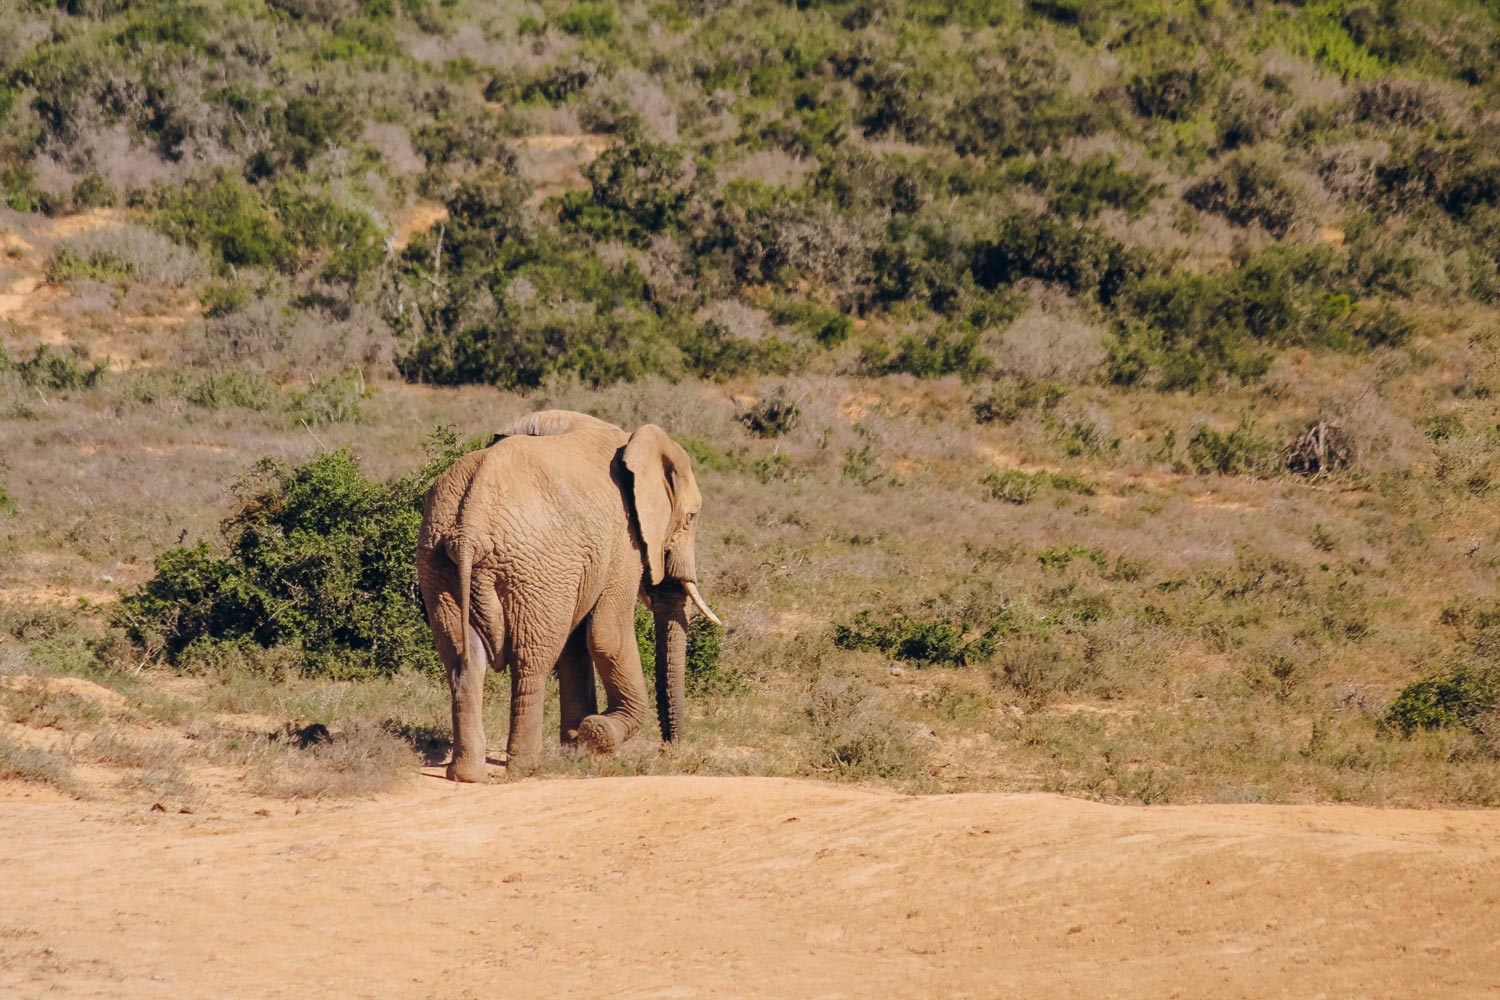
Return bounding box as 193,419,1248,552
683,581,723,626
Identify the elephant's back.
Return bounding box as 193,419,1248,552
459,434,628,560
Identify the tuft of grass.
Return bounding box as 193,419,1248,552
0,733,80,796
803,676,929,784
0,680,109,731
246,719,420,799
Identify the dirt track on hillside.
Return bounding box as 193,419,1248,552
2,774,1498,999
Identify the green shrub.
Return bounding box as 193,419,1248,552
861,328,990,379
9,346,106,391
561,139,693,243
556,2,618,38
187,370,282,411
290,368,369,427
971,380,1066,424
833,610,1000,667
1128,65,1207,121
682,320,806,379
1017,153,1164,220
1187,423,1275,475
971,212,1145,306
1110,245,1342,388
982,468,1095,505
113,440,478,677
1185,157,1299,238
1035,543,1107,570
47,247,133,284
1385,664,1500,737
769,299,852,346
158,176,290,270
1054,419,1118,457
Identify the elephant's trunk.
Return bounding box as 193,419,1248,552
654,587,689,743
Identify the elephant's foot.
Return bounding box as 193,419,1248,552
445,757,489,783
501,753,539,779
575,714,626,755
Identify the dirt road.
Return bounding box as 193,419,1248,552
3,774,1498,998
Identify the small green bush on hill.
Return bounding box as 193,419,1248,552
114,434,483,678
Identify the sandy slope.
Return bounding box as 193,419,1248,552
2,774,1498,999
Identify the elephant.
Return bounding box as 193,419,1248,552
416,409,721,782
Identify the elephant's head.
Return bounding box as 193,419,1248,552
623,424,720,742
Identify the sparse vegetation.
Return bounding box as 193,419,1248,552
2,0,1500,810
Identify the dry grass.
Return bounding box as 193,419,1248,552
3,323,1500,805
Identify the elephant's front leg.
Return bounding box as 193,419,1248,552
556,625,597,745
576,589,651,754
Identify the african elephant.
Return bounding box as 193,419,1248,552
416,410,720,782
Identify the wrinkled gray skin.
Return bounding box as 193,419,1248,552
416,410,717,781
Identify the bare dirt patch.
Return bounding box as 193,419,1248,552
1,774,1496,998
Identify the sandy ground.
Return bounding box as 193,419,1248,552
2,774,1498,999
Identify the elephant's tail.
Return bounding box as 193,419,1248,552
451,536,476,677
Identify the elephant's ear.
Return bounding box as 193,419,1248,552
624,424,684,586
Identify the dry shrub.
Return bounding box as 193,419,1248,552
1315,140,1391,204
181,298,395,375
697,299,774,342
992,300,1107,381
54,223,207,288
361,122,425,175
1283,420,1353,478
1345,80,1447,127
249,719,418,799
771,202,883,311
84,123,199,194
803,675,927,782
0,733,78,795
81,730,181,768
610,67,681,143
719,149,814,189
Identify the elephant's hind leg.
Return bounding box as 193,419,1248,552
418,550,492,783
556,625,597,746
503,624,571,777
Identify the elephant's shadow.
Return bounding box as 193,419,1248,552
383,721,507,768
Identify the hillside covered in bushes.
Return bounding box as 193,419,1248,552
3,0,1498,387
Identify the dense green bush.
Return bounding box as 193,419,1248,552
113,440,477,678
861,328,990,380
1385,664,1500,738
157,176,291,271
1017,154,1164,220
3,0,1497,393
1109,245,1347,388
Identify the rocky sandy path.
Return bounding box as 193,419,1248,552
2,774,1498,998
